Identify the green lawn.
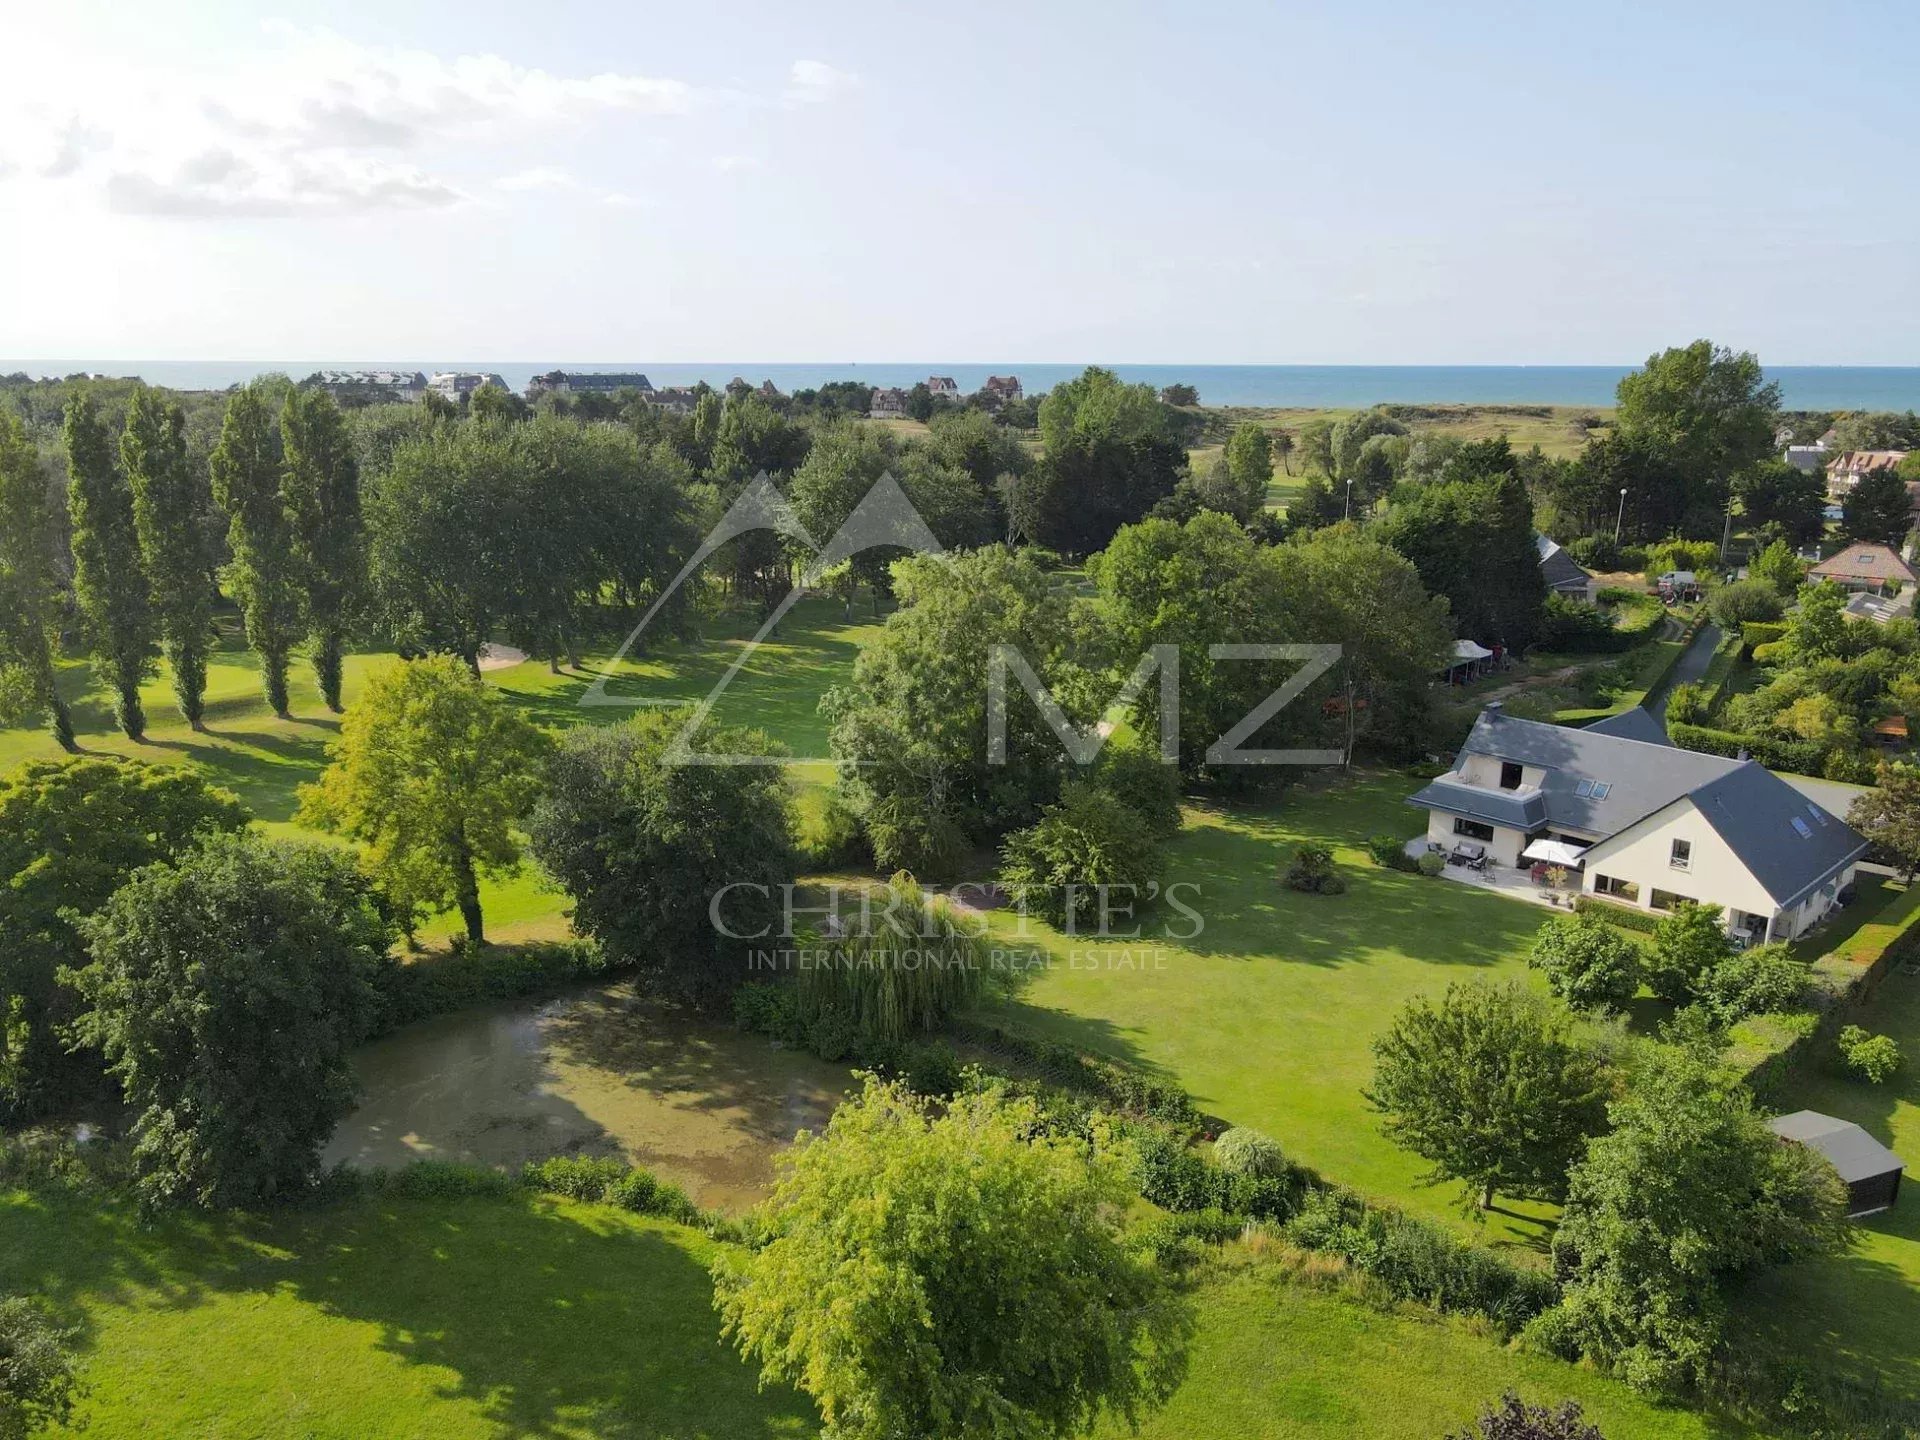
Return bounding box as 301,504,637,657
1736,963,1920,1401
0,1183,815,1439
0,595,882,943
976,769,1560,1246
1,1180,1747,1440
1098,1258,1748,1440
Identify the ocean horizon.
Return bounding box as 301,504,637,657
5,360,1917,412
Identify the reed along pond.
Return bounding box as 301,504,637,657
325,981,851,1211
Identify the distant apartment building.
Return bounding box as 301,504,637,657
526,370,654,399
869,387,910,420
310,369,427,403
1783,443,1828,474
1824,450,1909,498
428,371,511,401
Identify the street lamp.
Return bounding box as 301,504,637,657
1344,478,1354,521
1614,487,1628,544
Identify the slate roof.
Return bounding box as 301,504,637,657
1535,533,1592,593
1770,1111,1904,1185
1410,707,1866,905
1583,707,1671,747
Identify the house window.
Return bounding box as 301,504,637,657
1499,762,1524,791
1649,887,1688,912
1453,818,1495,842
1670,839,1691,871
1592,874,1639,902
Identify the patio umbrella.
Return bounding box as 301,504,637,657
1520,838,1588,867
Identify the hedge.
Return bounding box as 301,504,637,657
1668,721,1878,785
1572,894,1662,935
370,938,621,1035
1740,621,1786,659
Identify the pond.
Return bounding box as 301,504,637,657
324,981,851,1212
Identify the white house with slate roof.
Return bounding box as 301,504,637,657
1410,703,1868,944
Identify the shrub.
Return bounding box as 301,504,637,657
1367,834,1419,871
798,788,870,869
521,1155,628,1202
606,1167,700,1224
1212,1127,1287,1178
732,981,806,1046
805,1004,859,1063
1000,782,1165,927
903,1041,964,1098
1284,842,1343,895
1417,850,1447,878
1691,944,1805,1024
1662,681,1709,727
0,1294,85,1438
1572,895,1660,934
1740,621,1787,659
1539,595,1626,654
1708,578,1784,629
1838,1025,1904,1083
948,1019,1200,1128
1646,901,1733,1003
383,1160,516,1200
1444,1392,1605,1440
374,938,617,1032
1095,739,1183,837
1528,912,1644,1013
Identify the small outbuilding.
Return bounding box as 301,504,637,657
1769,1110,1904,1217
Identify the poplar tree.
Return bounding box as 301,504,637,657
64,392,155,739
281,387,364,711
209,386,301,715
0,413,75,750
123,390,214,727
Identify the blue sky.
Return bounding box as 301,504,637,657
0,0,1913,364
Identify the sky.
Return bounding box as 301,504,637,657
0,0,1914,366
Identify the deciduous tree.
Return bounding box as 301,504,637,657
1548,1045,1848,1393
280,386,364,711
209,386,302,715
73,831,392,1209
527,710,795,999
1367,980,1611,1211
714,1078,1191,1440
1842,463,1913,548
122,390,215,727
64,392,155,739
0,413,74,751
298,655,547,944
0,757,246,1119
1849,762,1920,880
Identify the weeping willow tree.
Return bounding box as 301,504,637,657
797,873,989,1044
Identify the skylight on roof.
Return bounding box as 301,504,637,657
1574,779,1612,799
1808,803,1829,827
1791,816,1813,839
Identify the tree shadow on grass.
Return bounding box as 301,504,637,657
1,1185,818,1438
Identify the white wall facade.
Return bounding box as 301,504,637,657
1424,810,1529,868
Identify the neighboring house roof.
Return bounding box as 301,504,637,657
1810,544,1917,586
1583,707,1671,747
1535,533,1592,593
1770,1111,1904,1185
1829,450,1909,479
1846,590,1909,624
1410,706,1866,905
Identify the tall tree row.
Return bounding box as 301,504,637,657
63,394,155,739
0,413,75,750
123,390,215,728
281,387,364,711
209,385,302,716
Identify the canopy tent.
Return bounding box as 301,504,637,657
1453,640,1493,663
1521,838,1589,867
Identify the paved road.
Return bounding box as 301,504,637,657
1649,621,1723,720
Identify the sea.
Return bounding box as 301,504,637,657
4,361,1917,412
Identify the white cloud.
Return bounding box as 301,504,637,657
713,155,762,174
0,25,697,218
784,59,859,106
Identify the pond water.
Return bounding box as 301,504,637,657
324,981,851,1212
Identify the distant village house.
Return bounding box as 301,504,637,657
869,387,910,420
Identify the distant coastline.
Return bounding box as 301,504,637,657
5,361,1917,411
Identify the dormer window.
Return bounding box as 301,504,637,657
1499,762,1523,790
